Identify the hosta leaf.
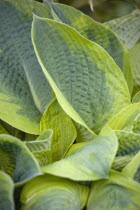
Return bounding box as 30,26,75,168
115,130,140,156
105,103,140,130
32,16,130,133
0,171,14,210
0,124,9,135
87,170,140,210
112,131,140,173
49,3,126,69
25,129,53,167
20,174,89,210
49,3,133,93
40,99,77,161
122,151,140,179
0,120,25,140
112,155,133,171
132,91,140,103
74,122,95,143
0,134,41,185
25,129,53,152
0,0,53,134
41,129,118,181
104,10,140,49
132,114,140,134
129,43,140,95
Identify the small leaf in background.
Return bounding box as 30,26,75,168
25,129,53,152
112,130,140,171
132,91,140,103
74,122,96,143
0,0,53,134
132,114,140,134
20,174,89,210
129,43,140,95
115,130,140,156
40,99,77,161
41,129,118,181
122,151,140,179
87,170,140,210
32,15,130,133
105,103,140,130
25,129,53,167
0,171,15,210
104,10,140,49
0,134,41,185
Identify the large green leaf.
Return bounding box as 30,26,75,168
0,171,14,210
104,10,140,49
129,43,140,95
87,170,140,210
20,174,89,210
41,128,118,181
105,103,140,130
48,2,133,93
32,15,130,133
40,99,77,161
0,134,41,185
0,0,53,134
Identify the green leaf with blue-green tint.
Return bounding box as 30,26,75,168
0,171,15,210
48,3,133,93
0,134,41,185
104,10,140,49
87,170,140,210
0,0,53,134
20,174,89,210
32,15,130,133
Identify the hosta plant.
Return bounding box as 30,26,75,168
0,0,140,209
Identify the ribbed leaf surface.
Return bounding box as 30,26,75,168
0,0,53,134
87,170,140,210
32,16,130,133
104,11,140,49
105,103,140,130
40,99,77,161
20,175,89,210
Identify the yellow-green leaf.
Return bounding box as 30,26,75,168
41,129,118,181
40,99,77,161
20,174,89,210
